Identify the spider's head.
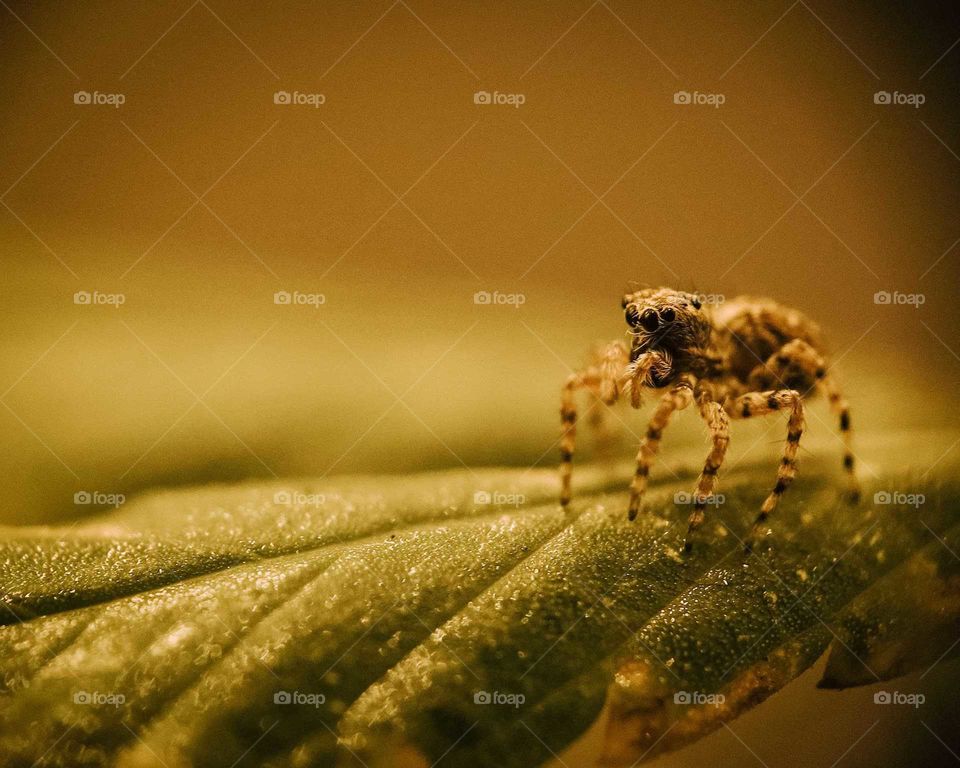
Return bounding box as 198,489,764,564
621,288,712,385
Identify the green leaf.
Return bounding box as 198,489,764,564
816,521,960,689
1,430,957,768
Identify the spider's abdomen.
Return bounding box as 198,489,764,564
713,296,824,391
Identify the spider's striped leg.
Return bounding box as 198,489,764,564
818,373,860,503
560,372,591,507
683,396,730,551
750,338,861,504
588,341,633,460
747,337,822,392
587,391,619,461
627,383,694,521
559,341,628,507
726,389,805,552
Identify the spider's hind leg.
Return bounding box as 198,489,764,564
728,389,805,552
818,373,861,503
750,338,861,504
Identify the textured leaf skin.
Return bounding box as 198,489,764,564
817,522,960,689
0,431,956,767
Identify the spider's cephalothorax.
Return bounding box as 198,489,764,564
622,288,713,384
560,287,859,553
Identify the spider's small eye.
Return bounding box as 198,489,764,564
624,303,640,326
691,298,702,310
660,307,676,323
639,308,659,332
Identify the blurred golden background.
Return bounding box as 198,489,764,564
1,0,958,529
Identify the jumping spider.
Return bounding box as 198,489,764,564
559,288,860,552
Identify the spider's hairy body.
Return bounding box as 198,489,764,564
692,295,825,398
559,287,859,553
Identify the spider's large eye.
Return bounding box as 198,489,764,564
639,308,659,332
624,303,640,326
661,307,676,323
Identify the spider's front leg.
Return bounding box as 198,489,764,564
683,395,730,552
559,341,629,507
627,381,694,520
726,389,805,552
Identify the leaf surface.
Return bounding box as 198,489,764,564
1,430,957,768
